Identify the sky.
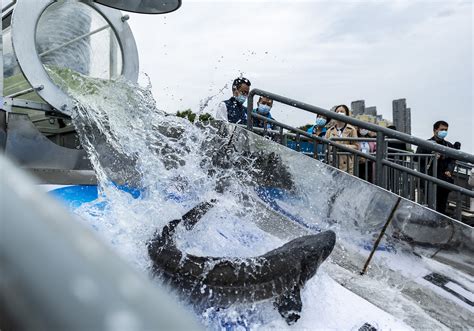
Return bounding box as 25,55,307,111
128,0,473,153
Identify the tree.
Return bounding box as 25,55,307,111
176,109,196,122
176,109,214,123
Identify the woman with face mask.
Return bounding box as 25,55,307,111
307,115,329,161
324,105,358,174
356,127,377,182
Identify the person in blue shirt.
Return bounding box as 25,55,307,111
307,114,329,160
253,96,276,130
216,77,251,124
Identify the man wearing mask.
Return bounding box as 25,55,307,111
216,77,251,124
416,120,456,214
253,96,276,130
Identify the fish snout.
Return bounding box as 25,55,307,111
299,231,336,281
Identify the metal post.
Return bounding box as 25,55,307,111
375,133,386,187
361,198,401,275
424,157,429,205
295,133,301,152
394,155,400,194
313,138,318,159
39,24,110,57
455,191,462,221
354,154,359,177
247,96,254,130
0,110,7,151
430,155,438,209
279,126,284,145
5,85,44,99
402,171,408,198
346,153,350,173
365,159,369,181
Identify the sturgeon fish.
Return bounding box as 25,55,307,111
147,201,336,324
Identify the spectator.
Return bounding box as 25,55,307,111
325,105,358,174
216,77,251,124
253,96,276,130
386,125,408,152
356,127,376,182
416,120,456,214
307,114,329,161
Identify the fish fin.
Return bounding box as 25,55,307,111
273,285,302,325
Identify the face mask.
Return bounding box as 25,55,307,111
437,130,448,139
235,94,247,104
315,118,327,127
257,104,271,115
359,129,369,136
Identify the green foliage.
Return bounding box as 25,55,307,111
286,123,313,141
176,109,214,123
176,109,196,122
198,113,214,122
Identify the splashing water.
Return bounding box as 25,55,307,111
49,68,291,328
46,68,421,331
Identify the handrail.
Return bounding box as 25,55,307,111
247,100,474,199
247,88,474,164
250,112,377,162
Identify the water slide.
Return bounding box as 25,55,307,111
41,117,474,330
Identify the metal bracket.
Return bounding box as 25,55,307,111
3,97,54,113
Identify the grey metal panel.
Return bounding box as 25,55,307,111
28,168,97,185
0,154,202,331
225,123,474,274
5,113,91,170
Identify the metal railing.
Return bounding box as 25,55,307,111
247,88,474,223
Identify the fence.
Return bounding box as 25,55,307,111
246,89,474,224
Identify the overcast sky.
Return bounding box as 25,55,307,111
128,0,473,153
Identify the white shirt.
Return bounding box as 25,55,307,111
215,102,228,121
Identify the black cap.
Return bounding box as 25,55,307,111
232,77,251,90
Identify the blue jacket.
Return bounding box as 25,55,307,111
307,126,327,160
224,97,247,124
253,109,275,129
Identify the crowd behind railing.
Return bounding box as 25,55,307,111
215,77,474,225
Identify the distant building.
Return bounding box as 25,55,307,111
351,100,365,116
355,114,377,124
350,99,391,128
392,99,411,135
354,114,392,127
377,119,391,128
365,106,377,116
